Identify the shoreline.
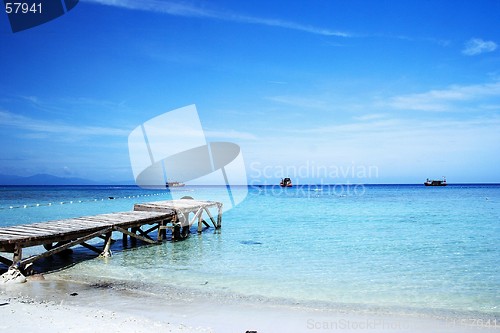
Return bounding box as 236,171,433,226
1,274,498,333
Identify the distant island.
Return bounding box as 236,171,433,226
0,173,134,186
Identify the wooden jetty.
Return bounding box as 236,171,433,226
0,199,222,276
134,199,223,235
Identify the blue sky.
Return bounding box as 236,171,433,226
0,0,499,184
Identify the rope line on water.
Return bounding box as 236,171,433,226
0,192,170,211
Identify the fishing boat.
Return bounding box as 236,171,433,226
280,177,292,187
166,181,185,188
424,177,447,186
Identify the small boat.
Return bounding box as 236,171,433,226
166,181,185,188
280,177,292,187
424,177,447,186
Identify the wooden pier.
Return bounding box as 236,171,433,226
0,199,222,276
134,199,222,238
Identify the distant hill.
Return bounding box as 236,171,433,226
0,173,133,185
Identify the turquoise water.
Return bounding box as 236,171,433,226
1,185,499,319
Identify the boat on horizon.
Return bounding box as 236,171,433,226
166,181,185,188
424,177,447,186
280,177,293,187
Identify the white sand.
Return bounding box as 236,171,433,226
1,276,497,333
0,297,207,333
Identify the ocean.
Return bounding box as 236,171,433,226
0,184,499,321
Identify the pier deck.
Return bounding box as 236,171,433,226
0,199,222,275
134,199,223,232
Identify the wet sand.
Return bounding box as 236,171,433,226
1,275,497,333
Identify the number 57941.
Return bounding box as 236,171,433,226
5,2,42,14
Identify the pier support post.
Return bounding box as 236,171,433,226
100,231,113,258
197,212,203,233
12,244,22,266
130,227,137,246
157,221,164,242
157,220,168,241
122,230,128,247
216,203,223,229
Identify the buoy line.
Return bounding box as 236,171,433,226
0,191,170,210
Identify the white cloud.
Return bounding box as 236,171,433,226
462,38,497,56
204,129,257,141
241,114,500,183
82,0,350,37
0,110,129,137
353,113,388,121
266,95,330,110
388,82,500,112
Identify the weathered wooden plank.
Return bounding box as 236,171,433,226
10,223,82,233
0,233,52,243
134,202,194,209
78,217,144,226
113,226,157,245
57,221,114,229
0,226,86,240
5,223,89,234
134,199,217,209
80,242,102,254
19,228,112,266
119,211,175,220
76,217,124,224
0,229,37,237
0,225,115,246
0,233,23,241
203,207,218,228
142,224,159,236
65,217,117,224
49,218,129,230
0,227,53,236
13,223,94,234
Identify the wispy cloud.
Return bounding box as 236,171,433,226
266,95,330,110
387,82,500,112
353,113,388,121
462,38,497,56
82,0,351,37
204,129,257,141
242,114,500,180
0,110,129,137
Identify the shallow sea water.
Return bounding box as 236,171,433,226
1,184,499,320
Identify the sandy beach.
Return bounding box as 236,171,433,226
1,274,497,333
